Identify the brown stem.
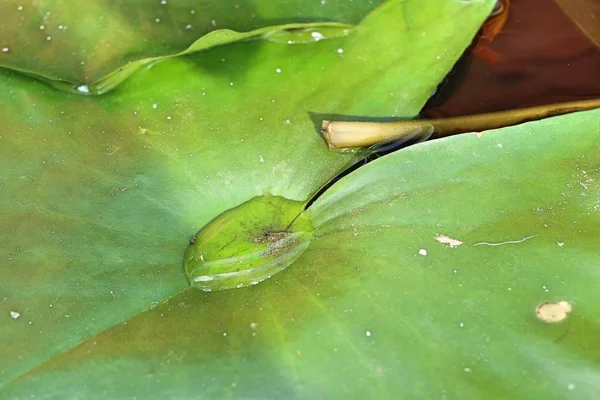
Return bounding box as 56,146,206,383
322,98,600,149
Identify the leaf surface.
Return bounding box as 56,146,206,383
0,0,495,397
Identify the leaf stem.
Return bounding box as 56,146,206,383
322,98,600,149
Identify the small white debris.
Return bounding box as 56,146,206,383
365,330,371,337
222,332,227,336
155,18,160,23
337,48,344,54
536,301,572,323
259,155,264,163
76,85,89,94
464,367,472,373
1,47,9,53
474,234,538,247
275,68,281,73
435,235,463,248
211,20,217,26
152,103,158,109
418,249,427,256
459,322,465,328
185,24,192,30
557,241,565,247
567,383,575,391
311,31,325,41
10,311,20,319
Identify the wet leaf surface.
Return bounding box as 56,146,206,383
0,0,494,397
0,0,379,84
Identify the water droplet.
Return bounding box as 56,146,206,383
229,82,234,86
76,85,89,94
10,311,20,319
190,9,196,14
155,18,160,23
311,31,325,41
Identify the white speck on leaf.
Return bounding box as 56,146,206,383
259,155,264,163
536,301,572,323
311,31,325,41
435,234,463,248
10,311,20,319
418,249,427,256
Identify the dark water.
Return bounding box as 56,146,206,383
424,0,600,118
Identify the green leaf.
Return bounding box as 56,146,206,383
306,108,600,398
7,109,599,399
0,0,380,85
0,0,495,397
13,22,355,95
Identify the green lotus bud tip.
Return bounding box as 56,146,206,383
183,194,313,292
